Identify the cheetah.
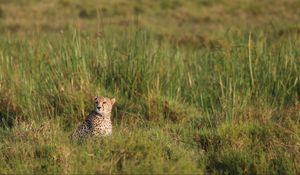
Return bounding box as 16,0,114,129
70,96,116,139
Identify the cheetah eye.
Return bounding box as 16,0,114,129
103,101,107,105
95,101,98,104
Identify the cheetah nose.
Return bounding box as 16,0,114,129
97,106,101,110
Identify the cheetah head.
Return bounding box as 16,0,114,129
94,96,116,115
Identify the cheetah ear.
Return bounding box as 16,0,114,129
110,98,116,105
94,96,98,100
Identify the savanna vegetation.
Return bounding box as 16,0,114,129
0,0,299,174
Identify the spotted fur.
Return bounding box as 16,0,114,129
71,96,116,139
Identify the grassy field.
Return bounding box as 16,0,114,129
0,0,299,174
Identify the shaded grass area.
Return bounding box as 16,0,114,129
0,121,202,174
0,27,299,174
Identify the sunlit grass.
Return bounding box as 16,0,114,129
0,28,299,174
0,0,300,174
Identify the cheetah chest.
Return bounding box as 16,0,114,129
91,117,112,136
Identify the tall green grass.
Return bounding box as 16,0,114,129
0,28,299,174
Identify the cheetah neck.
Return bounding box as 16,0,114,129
93,111,111,119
